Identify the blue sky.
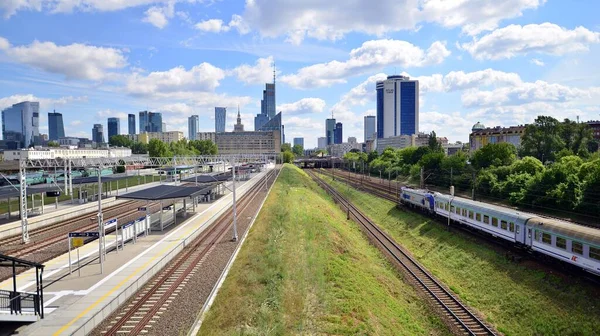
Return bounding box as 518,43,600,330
0,0,599,148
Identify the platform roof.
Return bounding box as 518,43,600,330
0,184,62,199
116,183,219,201
0,253,44,268
156,165,195,172
181,173,230,183
70,173,132,185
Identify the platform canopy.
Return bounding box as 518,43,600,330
116,183,220,201
181,172,231,183
0,184,62,199
70,173,132,185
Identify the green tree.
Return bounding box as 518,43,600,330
282,150,295,163
471,143,517,169
281,143,292,152
367,150,379,163
189,140,218,155
109,135,133,148
148,139,172,157
170,139,196,156
428,131,442,152
519,116,564,162
314,149,327,157
47,141,60,147
131,142,148,154
292,144,304,156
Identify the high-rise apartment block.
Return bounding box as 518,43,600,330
188,115,199,140
128,114,136,135
1,101,40,149
376,75,419,138
48,111,65,141
215,107,227,133
139,111,162,133
107,117,120,141
364,115,376,141
92,124,104,143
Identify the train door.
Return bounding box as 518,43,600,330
526,227,533,246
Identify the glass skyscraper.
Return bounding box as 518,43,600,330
92,124,104,143
325,118,336,145
215,107,226,133
139,111,163,132
188,115,199,140
2,101,40,149
293,137,304,148
254,81,277,130
107,117,120,141
128,114,136,135
364,115,376,142
334,122,343,144
376,75,419,138
48,111,65,141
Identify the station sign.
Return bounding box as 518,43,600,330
71,237,84,248
69,232,100,238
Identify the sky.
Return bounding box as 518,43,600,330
0,0,599,148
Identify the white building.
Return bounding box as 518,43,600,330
376,75,419,138
4,147,132,160
376,135,415,153
328,141,362,157
127,131,184,144
58,137,80,147
317,137,327,149
196,132,216,142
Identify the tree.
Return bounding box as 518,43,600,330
47,141,60,147
471,143,517,169
519,116,565,162
109,135,133,148
314,149,327,157
292,144,304,156
281,143,292,152
428,131,442,152
282,151,295,163
189,140,218,155
131,142,148,154
367,150,379,163
148,139,172,157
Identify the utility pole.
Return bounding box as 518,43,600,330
420,167,424,189
231,158,238,242
471,171,476,201
450,167,453,188
97,167,104,274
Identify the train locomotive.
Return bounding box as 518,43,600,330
399,187,600,276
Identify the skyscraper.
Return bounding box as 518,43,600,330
326,118,336,145
128,114,136,135
293,137,304,148
233,107,244,132
215,107,226,133
334,122,343,144
107,117,120,141
48,111,65,141
376,75,419,138
162,123,167,132
254,70,277,130
317,137,327,149
188,115,199,140
92,124,104,143
139,111,163,133
364,115,376,142
1,101,40,149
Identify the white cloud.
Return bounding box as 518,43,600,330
143,2,175,29
530,58,545,66
0,36,127,80
441,69,522,91
420,111,474,140
228,14,250,35
331,73,387,116
237,0,543,44
0,94,88,111
279,98,326,115
126,62,226,96
97,109,127,119
460,23,600,60
281,39,450,89
70,120,82,126
195,19,229,33
229,56,276,85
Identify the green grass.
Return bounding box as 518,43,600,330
0,175,160,215
320,172,600,336
199,164,450,336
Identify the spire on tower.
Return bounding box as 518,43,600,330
273,61,276,84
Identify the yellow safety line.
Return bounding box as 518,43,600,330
52,216,212,335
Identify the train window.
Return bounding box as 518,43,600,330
476,213,481,221
468,211,474,219
500,220,508,230
450,206,455,213
483,215,490,224
456,207,461,214
509,222,515,233
556,237,566,250
435,202,439,208
542,233,551,245
462,209,467,217
445,203,449,211
590,247,600,261
572,241,583,255
535,230,541,241
492,217,498,227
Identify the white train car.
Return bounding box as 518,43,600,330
399,187,435,212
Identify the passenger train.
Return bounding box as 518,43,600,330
400,187,600,276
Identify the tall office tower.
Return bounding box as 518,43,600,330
317,137,327,149
139,111,163,133
92,124,104,143
376,75,419,138
334,122,343,144
128,114,136,135
188,115,199,140
48,110,65,141
1,101,40,149
364,115,376,141
326,118,336,145
293,137,304,148
215,107,226,133
107,117,120,141
254,69,277,130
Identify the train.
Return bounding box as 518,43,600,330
0,168,114,188
399,187,600,276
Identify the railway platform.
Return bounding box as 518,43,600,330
1,167,271,335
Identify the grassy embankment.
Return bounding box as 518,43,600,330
0,175,160,215
199,164,450,335
320,172,600,336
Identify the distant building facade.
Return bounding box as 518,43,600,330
1,101,40,149
4,147,131,160
107,117,120,141
334,122,343,144
216,131,281,154
326,118,336,145
215,107,226,133
196,132,216,142
376,135,415,153
587,120,600,140
92,124,104,144
128,114,136,135
293,137,304,147
376,75,419,138
127,131,184,144
317,137,327,149
364,115,376,142
233,108,244,132
48,111,65,141
469,122,525,152
58,137,80,147
139,111,163,133
188,115,199,140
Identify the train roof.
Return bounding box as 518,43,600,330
527,217,600,246
434,194,536,222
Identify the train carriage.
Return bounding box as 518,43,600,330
399,187,434,213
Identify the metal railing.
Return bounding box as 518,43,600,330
0,289,42,317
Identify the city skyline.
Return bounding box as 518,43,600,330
0,1,599,148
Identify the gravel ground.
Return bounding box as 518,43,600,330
90,169,278,336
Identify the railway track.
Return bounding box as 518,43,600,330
324,169,398,202
99,169,276,336
307,170,496,336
